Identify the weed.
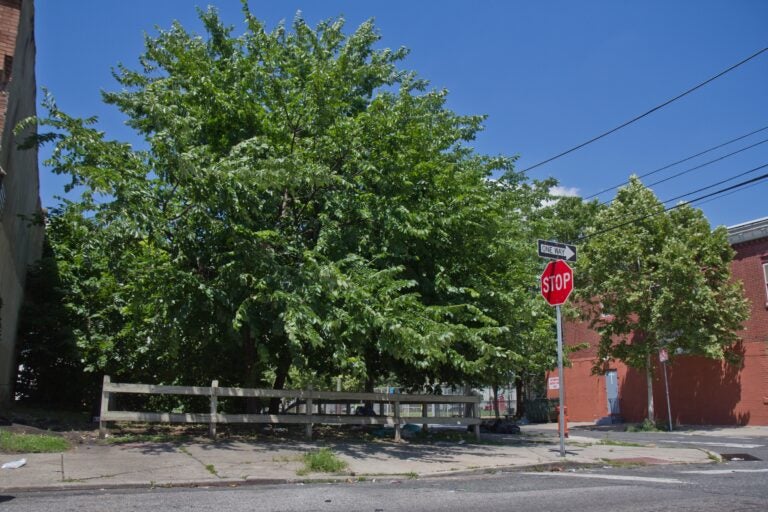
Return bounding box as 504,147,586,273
205,464,218,476
599,458,647,468
404,471,418,479
598,439,647,448
296,448,348,476
626,419,661,432
0,431,70,453
706,451,722,463
104,433,192,444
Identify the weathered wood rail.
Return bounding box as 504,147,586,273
99,376,482,441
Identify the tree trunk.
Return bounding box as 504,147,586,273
646,353,655,422
241,326,261,414
515,375,525,419
492,384,500,419
269,349,291,414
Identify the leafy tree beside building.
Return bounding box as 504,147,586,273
575,177,750,422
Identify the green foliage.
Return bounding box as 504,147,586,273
0,431,70,453
31,5,556,398
625,419,661,433
577,177,749,417
15,237,99,409
298,447,348,474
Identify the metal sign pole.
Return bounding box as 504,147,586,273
662,360,673,432
556,305,565,457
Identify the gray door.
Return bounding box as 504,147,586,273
605,370,620,415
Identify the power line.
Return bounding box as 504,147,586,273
521,46,768,174
695,179,765,207
598,137,768,206
659,162,768,204
584,125,768,199
644,138,768,190
575,171,768,242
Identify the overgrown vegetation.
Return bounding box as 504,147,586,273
0,431,70,453
626,419,662,432
19,3,561,410
297,448,348,475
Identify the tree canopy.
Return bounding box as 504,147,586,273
26,6,557,405
575,176,750,420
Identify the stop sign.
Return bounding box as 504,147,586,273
540,260,573,306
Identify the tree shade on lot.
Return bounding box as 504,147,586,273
575,177,749,421
21,5,558,407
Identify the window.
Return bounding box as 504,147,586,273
763,263,768,304
1,55,12,90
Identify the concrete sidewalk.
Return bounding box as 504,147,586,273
0,427,714,493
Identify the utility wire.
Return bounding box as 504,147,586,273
598,137,768,206
584,125,768,199
695,179,765,207
659,162,768,205
590,162,768,228
521,46,768,174
576,171,768,242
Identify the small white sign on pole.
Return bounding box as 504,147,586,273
659,348,669,363
548,377,560,390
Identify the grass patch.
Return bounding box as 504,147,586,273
0,431,70,453
205,464,218,476
625,419,662,432
598,439,648,448
296,448,348,476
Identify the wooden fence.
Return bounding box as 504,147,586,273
99,376,482,441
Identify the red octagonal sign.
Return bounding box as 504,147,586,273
540,260,573,306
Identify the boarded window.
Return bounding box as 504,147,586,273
763,263,768,304
1,55,12,89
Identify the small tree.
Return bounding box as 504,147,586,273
576,177,749,421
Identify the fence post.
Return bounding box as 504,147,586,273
473,397,481,441
421,402,428,433
99,375,110,439
305,386,314,440
209,380,219,439
394,393,402,442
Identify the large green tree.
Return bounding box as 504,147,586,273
576,177,749,421
30,5,555,407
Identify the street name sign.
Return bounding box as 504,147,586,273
537,239,577,262
540,260,574,306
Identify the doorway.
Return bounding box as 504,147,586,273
605,370,620,419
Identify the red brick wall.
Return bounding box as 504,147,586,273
0,0,21,135
554,235,768,425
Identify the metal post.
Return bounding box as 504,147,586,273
556,305,566,458
662,361,673,432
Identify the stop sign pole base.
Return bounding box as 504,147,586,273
556,304,566,458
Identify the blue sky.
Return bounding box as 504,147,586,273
35,1,768,228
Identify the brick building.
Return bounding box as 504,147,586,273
548,217,768,426
0,0,43,408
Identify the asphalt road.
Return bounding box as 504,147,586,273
2,460,766,512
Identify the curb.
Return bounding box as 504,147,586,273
0,457,702,494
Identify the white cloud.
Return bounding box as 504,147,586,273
550,185,581,197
